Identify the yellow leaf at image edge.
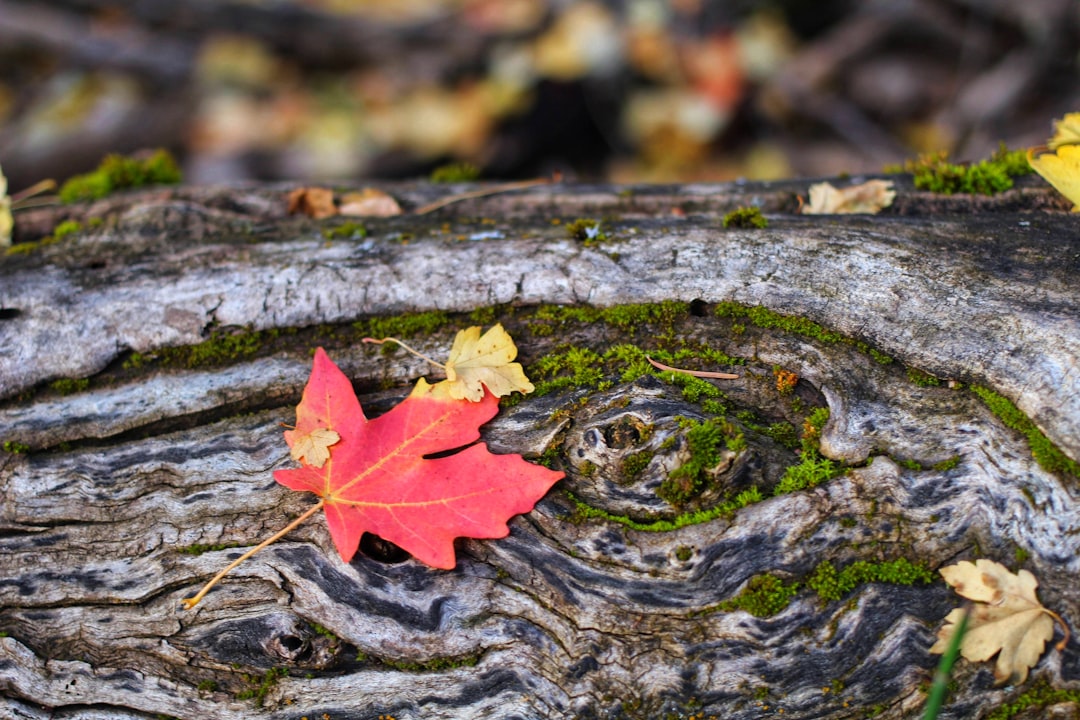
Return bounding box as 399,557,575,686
0,163,11,247
1028,145,1080,212
931,559,1066,685
436,323,534,402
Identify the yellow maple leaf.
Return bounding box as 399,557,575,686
802,179,895,214
1028,112,1080,211
930,559,1068,685
0,163,12,248
288,427,340,468
439,324,534,401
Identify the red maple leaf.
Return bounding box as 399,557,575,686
272,348,562,569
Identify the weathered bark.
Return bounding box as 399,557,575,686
1,179,1078,719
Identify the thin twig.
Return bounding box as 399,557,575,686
182,501,325,609
412,173,560,215
646,356,739,379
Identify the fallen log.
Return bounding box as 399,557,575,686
1,177,1077,719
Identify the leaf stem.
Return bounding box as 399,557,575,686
362,336,445,370
1045,606,1071,650
181,500,325,609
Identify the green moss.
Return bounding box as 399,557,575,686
59,149,181,203
931,456,960,472
567,486,761,532
177,542,241,556
430,161,480,183
235,666,288,702
468,306,500,326
897,458,923,472
310,623,339,640
622,450,655,480
52,220,83,240
675,546,694,562
322,221,368,239
806,558,934,603
1013,544,1030,566
354,310,450,341
2,441,30,454
891,143,1031,196
165,330,265,368
527,301,689,337
714,301,892,364
774,452,841,495
196,680,218,692
722,206,768,229
565,218,608,245
906,367,942,386
378,653,480,672
839,516,857,528
658,418,733,506
971,385,1080,479
984,679,1080,720
49,377,90,395
718,574,801,617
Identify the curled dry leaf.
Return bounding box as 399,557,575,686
931,559,1069,684
287,187,337,219
1028,112,1080,211
338,187,402,217
802,179,896,214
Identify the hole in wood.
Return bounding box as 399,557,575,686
359,533,410,564
0,308,21,320
689,298,709,316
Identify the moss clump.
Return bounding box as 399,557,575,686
236,666,288,702
3,441,30,454
322,221,368,240
59,149,182,203
527,301,688,336
722,206,768,229
430,161,480,183
49,377,90,395
719,573,801,617
931,456,960,472
890,143,1031,196
907,367,942,387
658,418,733,506
675,546,694,562
984,679,1080,720
971,385,1080,479
196,680,218,692
622,449,655,480
565,218,608,245
52,220,83,241
774,408,842,495
714,301,893,364
806,558,934,603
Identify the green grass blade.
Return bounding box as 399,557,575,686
924,607,969,720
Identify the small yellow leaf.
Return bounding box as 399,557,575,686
803,179,895,214
289,427,340,468
931,559,1066,685
437,324,534,401
287,187,337,219
0,163,11,248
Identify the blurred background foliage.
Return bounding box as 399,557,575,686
0,0,1078,190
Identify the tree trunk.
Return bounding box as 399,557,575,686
1,178,1077,719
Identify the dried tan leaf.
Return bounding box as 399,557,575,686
646,356,738,379
287,187,337,219
931,559,1068,684
288,427,340,468
338,188,402,217
803,179,895,214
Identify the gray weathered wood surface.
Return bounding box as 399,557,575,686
1,179,1077,719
